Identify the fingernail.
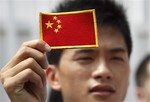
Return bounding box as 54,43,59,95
44,54,49,69
44,61,49,69
45,43,51,52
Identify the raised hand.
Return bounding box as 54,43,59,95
0,40,51,102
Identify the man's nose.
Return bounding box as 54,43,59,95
92,62,114,80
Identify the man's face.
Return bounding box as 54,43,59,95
138,61,150,102
55,26,130,102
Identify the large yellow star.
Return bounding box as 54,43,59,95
45,20,53,29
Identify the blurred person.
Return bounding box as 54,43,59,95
0,0,132,102
135,55,150,102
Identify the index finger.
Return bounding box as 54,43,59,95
22,40,51,53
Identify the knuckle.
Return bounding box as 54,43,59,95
36,74,42,82
26,68,34,76
0,73,5,84
22,41,29,47
0,68,4,74
34,40,43,47
38,53,45,61
27,57,35,65
17,46,28,58
20,46,28,54
36,39,42,43
3,78,15,93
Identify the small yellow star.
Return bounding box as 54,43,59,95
45,20,53,29
57,25,62,29
57,20,61,24
53,16,57,20
54,29,59,33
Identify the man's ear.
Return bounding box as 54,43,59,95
136,87,145,102
46,65,61,92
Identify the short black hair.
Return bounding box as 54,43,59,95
47,0,132,102
135,55,150,87
47,0,132,65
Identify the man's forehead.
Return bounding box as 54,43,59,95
63,48,97,54
63,47,127,54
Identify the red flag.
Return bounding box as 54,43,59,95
40,9,98,49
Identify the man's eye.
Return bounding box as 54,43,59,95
78,57,93,61
111,57,124,61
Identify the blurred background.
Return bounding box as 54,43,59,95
0,0,149,102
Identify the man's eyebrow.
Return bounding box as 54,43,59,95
73,48,126,54
110,48,127,53
74,49,96,54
